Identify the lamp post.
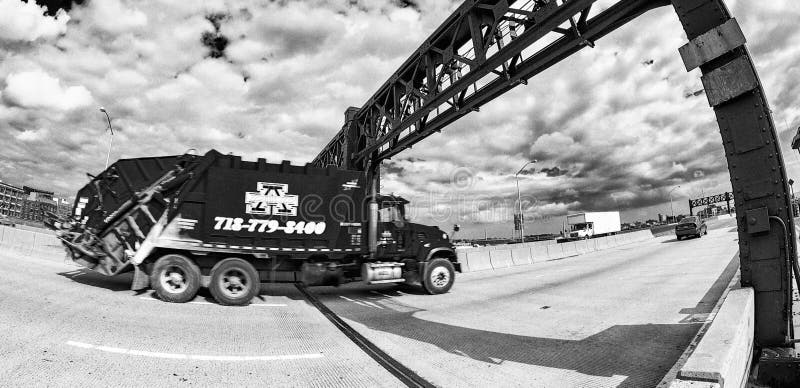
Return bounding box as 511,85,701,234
100,107,115,169
515,159,537,242
668,185,681,223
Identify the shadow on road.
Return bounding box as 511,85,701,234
678,252,739,319
57,269,134,292
321,295,699,387
301,252,743,387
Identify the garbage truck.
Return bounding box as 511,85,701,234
51,150,459,305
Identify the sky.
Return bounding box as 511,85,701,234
0,0,799,238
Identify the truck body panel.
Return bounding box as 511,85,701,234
565,211,621,239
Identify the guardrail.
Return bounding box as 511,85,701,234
455,230,655,273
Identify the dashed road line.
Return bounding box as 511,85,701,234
370,291,395,298
339,295,371,308
65,341,323,361
360,300,384,309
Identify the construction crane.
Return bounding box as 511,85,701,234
312,0,800,380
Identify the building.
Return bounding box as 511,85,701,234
20,186,57,222
0,181,24,218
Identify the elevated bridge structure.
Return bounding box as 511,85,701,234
311,0,799,378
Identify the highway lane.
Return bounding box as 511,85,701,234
310,217,740,387
0,248,404,387
0,218,738,387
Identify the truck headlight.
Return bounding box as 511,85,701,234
442,233,448,240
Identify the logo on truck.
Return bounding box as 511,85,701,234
245,182,298,216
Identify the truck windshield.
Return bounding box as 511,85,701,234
379,205,405,222
570,222,592,232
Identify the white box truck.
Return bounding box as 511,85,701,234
563,211,621,240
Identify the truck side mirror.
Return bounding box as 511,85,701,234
453,224,460,232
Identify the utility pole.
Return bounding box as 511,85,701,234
100,107,115,169
669,185,681,223
515,160,537,243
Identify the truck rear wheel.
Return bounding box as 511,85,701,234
151,254,201,303
422,258,455,295
209,258,260,306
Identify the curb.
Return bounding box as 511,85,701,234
660,270,754,388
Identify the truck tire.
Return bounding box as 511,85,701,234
422,258,455,295
150,254,201,303
209,258,260,306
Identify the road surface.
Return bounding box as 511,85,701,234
0,218,738,387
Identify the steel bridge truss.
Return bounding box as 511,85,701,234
312,0,676,169
312,0,797,351
689,192,733,215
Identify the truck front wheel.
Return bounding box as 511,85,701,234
151,254,201,303
422,258,455,295
209,258,260,306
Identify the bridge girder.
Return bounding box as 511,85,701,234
312,0,796,347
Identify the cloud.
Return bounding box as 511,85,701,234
0,0,70,42
0,0,798,239
2,70,93,111
81,0,148,34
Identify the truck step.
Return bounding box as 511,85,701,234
368,278,405,285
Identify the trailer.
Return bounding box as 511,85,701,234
54,150,459,305
562,211,621,240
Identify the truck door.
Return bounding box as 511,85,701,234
376,197,409,257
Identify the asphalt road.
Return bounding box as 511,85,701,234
0,218,739,387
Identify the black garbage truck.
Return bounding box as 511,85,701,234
52,150,459,305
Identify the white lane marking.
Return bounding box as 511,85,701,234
138,296,286,307
370,291,394,298
66,341,324,361
360,300,384,309
339,295,372,308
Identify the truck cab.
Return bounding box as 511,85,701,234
375,194,458,265
569,222,594,239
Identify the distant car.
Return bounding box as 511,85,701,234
0,215,15,227
675,216,707,240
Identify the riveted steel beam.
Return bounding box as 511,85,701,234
671,0,794,347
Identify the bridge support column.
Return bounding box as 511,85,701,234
672,0,796,348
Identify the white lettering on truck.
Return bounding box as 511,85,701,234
245,182,299,216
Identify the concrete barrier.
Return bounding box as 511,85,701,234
531,243,549,262
594,236,609,251
465,249,493,272
669,287,754,388
561,241,578,257
454,230,658,274
510,246,532,266
575,239,591,254
547,243,564,260
456,251,470,272
0,225,64,257
489,249,513,269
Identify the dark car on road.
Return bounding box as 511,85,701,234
675,216,707,240
0,215,14,227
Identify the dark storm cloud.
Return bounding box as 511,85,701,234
33,0,84,15
539,166,568,177
202,13,230,59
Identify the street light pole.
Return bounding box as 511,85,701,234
515,159,537,243
668,185,681,223
100,107,115,169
